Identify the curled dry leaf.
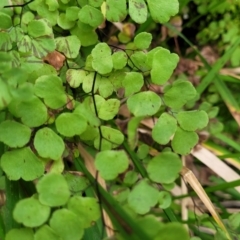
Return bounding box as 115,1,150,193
122,23,136,38
43,51,66,71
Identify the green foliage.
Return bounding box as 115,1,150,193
129,0,147,24
0,120,31,148
128,179,159,214
1,147,45,181
37,173,70,207
147,152,182,184
163,80,197,109
67,196,100,228
127,91,161,116
152,113,177,145
34,127,65,160
194,0,240,66
0,0,210,239
147,0,179,23
13,197,50,227
134,32,152,50
151,48,179,85
5,228,34,240
95,150,129,180
49,209,84,240
172,127,199,155
92,43,113,74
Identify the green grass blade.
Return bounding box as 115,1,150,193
213,133,240,152
214,76,240,110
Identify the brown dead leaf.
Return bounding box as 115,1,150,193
43,51,65,71
122,23,136,38
197,46,218,65
168,16,183,37
175,58,201,76
160,25,168,42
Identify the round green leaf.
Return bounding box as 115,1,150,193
122,72,144,97
66,69,85,88
129,51,149,71
147,152,182,184
22,11,35,25
158,191,172,209
5,228,34,240
0,120,31,148
137,215,163,239
57,13,75,30
127,91,161,116
13,197,50,227
80,125,98,141
152,113,177,145
74,98,101,127
45,0,59,11
92,43,113,74
64,173,89,193
134,32,152,50
37,173,70,207
67,196,100,228
55,36,81,59
163,80,197,109
98,77,114,98
128,179,159,214
95,150,129,180
123,171,138,186
154,223,189,240
82,72,98,93
49,209,84,240
171,127,199,155
0,12,12,29
106,0,127,22
1,147,45,181
137,144,149,159
34,75,67,109
35,225,60,240
34,127,65,160
98,99,120,120
94,126,124,150
129,0,147,24
177,110,209,131
35,3,58,26
66,6,80,21
78,5,104,28
16,96,48,127
147,0,179,23
112,51,127,70
89,0,104,7
151,48,179,85
27,19,52,38
209,120,224,134
55,113,87,137
70,21,98,47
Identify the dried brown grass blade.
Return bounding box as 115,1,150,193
181,166,231,240
191,145,240,193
